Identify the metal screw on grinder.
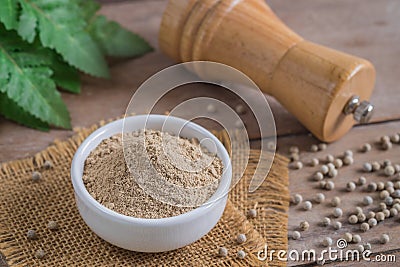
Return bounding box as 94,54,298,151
344,95,374,123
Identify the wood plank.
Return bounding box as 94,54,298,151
270,121,400,266
1,0,400,163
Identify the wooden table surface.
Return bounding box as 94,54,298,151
1,0,399,266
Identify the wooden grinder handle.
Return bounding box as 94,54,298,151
159,0,376,142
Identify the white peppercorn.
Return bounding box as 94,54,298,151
292,231,301,240
344,233,353,242
319,181,327,189
368,218,377,227
303,201,312,211
334,159,343,169
385,181,394,189
367,211,375,219
333,221,342,230
361,143,372,153
383,159,392,167
47,221,59,231
356,244,365,253
379,202,387,211
327,163,335,171
360,222,370,232
346,182,356,192
384,165,395,176
376,212,385,221
382,141,392,150
331,196,341,207
363,196,373,206
381,136,390,143
43,160,53,169
237,250,246,259
310,144,319,152
395,182,400,189
333,208,343,218
352,234,361,244
322,237,333,247
318,143,327,151
367,182,377,192
390,208,398,217
384,196,394,206
394,164,400,173
372,161,381,171
291,194,303,205
35,249,45,259
299,221,310,231
393,203,400,212
218,247,228,257
390,134,400,143
387,187,395,195
380,234,390,244
320,165,329,175
343,156,354,165
357,213,366,223
310,158,319,167
380,190,390,199
358,176,367,186
392,189,400,198
314,172,324,181
32,171,42,182
247,209,257,218
348,215,358,224
377,182,385,191
355,206,363,215
328,169,338,178
383,209,390,218
325,181,335,191
364,243,372,251
326,155,334,163
362,163,373,172
344,150,353,157
237,233,247,244
314,193,326,204
27,229,37,240
322,217,331,226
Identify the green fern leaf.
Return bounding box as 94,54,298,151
0,26,71,129
16,0,109,78
0,92,49,131
0,0,18,29
51,54,81,93
88,15,153,57
75,0,153,57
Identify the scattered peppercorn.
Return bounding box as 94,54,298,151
303,201,312,211
237,234,247,244
333,221,342,230
35,249,45,259
47,221,59,231
352,234,361,244
380,234,390,244
291,194,303,205
299,221,310,231
322,237,333,247
314,193,325,204
333,208,343,218
43,160,53,169
27,229,37,240
360,222,370,232
322,217,331,226
363,196,373,206
362,163,373,172
346,182,356,192
348,215,358,224
384,165,395,176
292,231,301,240
32,171,42,182
361,143,372,153
368,218,377,227
325,181,335,191
218,247,228,257
237,250,246,259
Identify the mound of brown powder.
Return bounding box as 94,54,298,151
82,130,223,219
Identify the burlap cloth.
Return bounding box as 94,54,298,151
0,120,289,267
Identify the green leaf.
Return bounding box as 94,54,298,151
0,92,49,131
0,0,18,29
51,55,81,93
16,0,109,78
0,26,71,129
74,0,100,20
88,15,153,57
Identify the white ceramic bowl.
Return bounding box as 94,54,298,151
71,115,232,252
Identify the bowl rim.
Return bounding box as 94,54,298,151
71,115,232,225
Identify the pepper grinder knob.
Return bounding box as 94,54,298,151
344,96,374,124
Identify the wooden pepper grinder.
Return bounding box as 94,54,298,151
159,0,376,142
